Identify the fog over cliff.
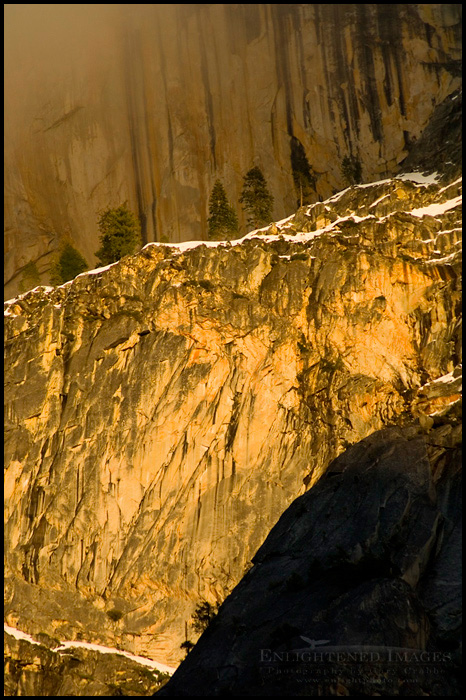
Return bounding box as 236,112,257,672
4,4,462,299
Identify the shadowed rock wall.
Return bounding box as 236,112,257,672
156,417,462,696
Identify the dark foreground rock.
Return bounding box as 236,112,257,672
156,408,462,696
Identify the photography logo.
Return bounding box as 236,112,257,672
259,634,453,686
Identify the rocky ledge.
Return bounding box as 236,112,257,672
4,169,462,671
4,626,170,696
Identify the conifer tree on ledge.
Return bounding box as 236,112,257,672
207,180,239,240
240,166,274,229
50,242,88,285
95,203,142,266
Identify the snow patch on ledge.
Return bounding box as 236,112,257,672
396,171,440,185
426,368,462,388
52,639,176,675
410,195,462,219
75,262,119,278
4,286,54,306
4,623,176,675
4,624,42,646
4,174,461,308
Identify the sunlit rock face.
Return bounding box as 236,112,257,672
4,3,462,298
4,168,461,667
3,628,169,696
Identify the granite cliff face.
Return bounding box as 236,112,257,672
4,160,462,674
4,3,462,298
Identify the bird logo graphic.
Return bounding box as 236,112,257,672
300,636,330,650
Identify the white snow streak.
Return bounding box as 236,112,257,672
432,371,461,386
427,251,460,265
437,177,462,194
356,178,392,189
396,172,440,185
4,175,461,309
4,623,176,675
75,262,118,277
369,194,390,208
52,639,176,674
409,196,462,218
4,624,42,646
4,286,54,306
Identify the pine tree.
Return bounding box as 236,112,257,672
207,180,239,240
239,166,274,229
341,155,362,185
19,260,41,293
192,601,219,634
180,640,194,658
290,136,316,207
95,203,142,266
50,242,88,285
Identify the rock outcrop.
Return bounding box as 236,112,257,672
4,167,462,669
4,627,170,696
4,3,462,298
156,411,462,696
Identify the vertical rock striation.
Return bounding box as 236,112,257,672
4,167,462,666
4,4,462,298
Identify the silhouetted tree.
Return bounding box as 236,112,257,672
341,155,362,185
290,136,316,207
207,180,239,240
180,640,195,657
239,166,274,229
192,601,219,634
50,242,88,285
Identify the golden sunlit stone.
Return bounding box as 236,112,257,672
4,172,461,667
